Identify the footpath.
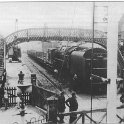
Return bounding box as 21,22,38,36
0,59,45,124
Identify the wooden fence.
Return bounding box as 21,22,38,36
3,87,31,107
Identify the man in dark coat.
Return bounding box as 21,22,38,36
0,86,4,107
18,71,25,84
120,92,124,104
57,91,66,123
65,92,78,123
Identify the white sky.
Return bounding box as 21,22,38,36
0,2,124,37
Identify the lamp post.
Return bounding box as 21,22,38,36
15,19,18,38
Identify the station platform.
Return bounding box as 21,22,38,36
0,105,46,124
0,57,124,124
6,59,31,87
0,58,47,124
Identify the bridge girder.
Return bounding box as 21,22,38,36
4,28,107,49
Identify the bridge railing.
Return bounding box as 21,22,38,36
5,28,107,44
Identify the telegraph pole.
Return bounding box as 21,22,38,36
107,3,118,123
15,19,18,31
3,39,6,70
90,2,95,122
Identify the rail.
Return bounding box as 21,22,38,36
24,55,61,95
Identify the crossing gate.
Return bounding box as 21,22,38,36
3,87,31,107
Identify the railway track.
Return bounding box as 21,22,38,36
22,53,107,103
22,53,61,95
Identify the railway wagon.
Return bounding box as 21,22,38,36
27,48,56,67
27,41,59,66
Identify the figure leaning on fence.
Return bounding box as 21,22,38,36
4,91,9,110
57,91,66,123
18,71,25,84
65,92,78,123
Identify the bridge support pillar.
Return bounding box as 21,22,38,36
107,3,118,123
82,114,85,124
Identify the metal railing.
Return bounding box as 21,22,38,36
58,108,106,124
26,115,46,124
12,115,46,124
5,28,107,49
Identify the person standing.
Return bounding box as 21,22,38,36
57,91,66,123
65,92,78,123
19,96,26,116
18,71,25,84
2,69,6,87
0,87,4,107
16,95,21,109
4,91,9,110
72,74,78,92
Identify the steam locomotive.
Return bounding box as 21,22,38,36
8,46,21,62
27,41,107,93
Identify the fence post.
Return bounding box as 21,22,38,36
12,87,13,106
14,88,16,106
29,93,32,105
